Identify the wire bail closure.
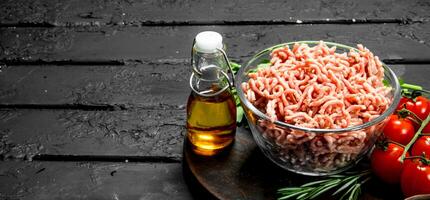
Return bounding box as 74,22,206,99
190,38,236,97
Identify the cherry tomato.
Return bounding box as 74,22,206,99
371,143,408,184
401,159,430,197
423,123,430,134
411,136,430,159
410,96,430,120
396,97,410,111
383,115,416,145
398,96,430,121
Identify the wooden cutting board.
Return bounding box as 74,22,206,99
183,126,404,200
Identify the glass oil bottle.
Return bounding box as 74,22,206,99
186,31,236,156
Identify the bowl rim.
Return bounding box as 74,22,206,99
235,41,401,133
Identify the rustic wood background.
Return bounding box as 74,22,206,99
1,0,430,199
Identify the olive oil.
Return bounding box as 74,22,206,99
186,90,236,156
186,31,236,156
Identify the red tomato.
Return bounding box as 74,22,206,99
396,97,410,111
383,115,416,145
401,159,430,197
399,96,430,121
371,143,407,184
411,136,430,159
423,123,430,134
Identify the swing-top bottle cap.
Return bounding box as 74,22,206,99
194,31,223,53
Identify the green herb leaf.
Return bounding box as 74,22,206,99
278,188,313,200
248,63,271,73
306,179,341,199
340,183,357,200
328,174,346,178
278,170,371,200
260,59,271,64
296,192,309,200
382,79,389,87
348,184,360,200
230,61,241,74
236,106,244,123
228,62,245,124
399,78,405,86
278,191,304,200
257,63,271,69
300,179,332,187
231,89,240,105
332,176,359,196
402,83,423,91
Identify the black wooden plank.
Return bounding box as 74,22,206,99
0,64,190,109
0,65,428,159
0,109,185,160
389,64,430,88
0,161,191,200
1,24,430,63
0,63,429,108
0,0,429,26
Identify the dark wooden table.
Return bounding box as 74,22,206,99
1,0,430,199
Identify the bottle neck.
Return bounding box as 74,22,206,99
190,65,231,97
190,52,232,97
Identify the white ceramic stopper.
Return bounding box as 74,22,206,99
194,31,223,53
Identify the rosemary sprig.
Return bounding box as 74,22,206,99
278,170,372,200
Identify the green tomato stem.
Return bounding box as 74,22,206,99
401,82,430,95
407,116,422,126
418,89,430,95
387,140,406,148
404,155,430,165
401,83,423,91
403,155,425,160
400,113,430,162
397,108,423,121
398,108,422,125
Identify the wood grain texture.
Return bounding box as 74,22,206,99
0,161,191,200
0,64,190,109
389,64,430,88
0,65,428,160
0,0,429,26
0,1,428,199
0,64,429,107
0,109,185,160
1,23,430,63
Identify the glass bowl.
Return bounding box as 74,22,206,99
235,41,401,176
